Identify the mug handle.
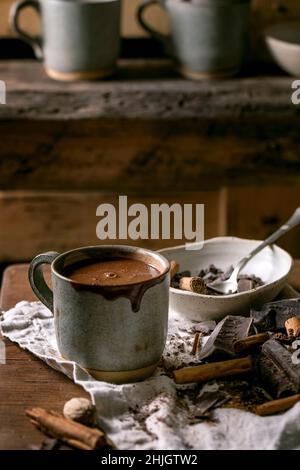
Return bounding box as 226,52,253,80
137,0,170,51
28,252,59,313
10,0,43,60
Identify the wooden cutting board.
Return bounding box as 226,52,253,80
0,262,299,450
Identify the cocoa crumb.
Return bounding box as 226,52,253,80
272,332,295,345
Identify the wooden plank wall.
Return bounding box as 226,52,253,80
1,0,300,41
228,185,300,257
1,60,300,259
0,0,166,38
0,190,227,262
1,185,300,262
0,2,300,260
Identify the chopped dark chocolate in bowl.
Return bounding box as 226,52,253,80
171,264,264,296
171,270,191,289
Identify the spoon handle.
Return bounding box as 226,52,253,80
234,207,300,275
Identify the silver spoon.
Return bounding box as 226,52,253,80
207,207,300,295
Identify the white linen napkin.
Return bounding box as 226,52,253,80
1,300,300,450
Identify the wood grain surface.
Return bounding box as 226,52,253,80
0,190,226,262
1,61,300,195
0,264,89,451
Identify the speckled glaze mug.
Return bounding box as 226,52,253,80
10,0,121,81
28,245,170,383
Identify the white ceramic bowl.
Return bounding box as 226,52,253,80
159,237,293,321
264,22,300,76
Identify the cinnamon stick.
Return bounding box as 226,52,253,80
191,332,201,355
256,394,300,416
173,356,252,384
170,260,179,279
234,332,270,354
26,407,113,450
179,276,206,294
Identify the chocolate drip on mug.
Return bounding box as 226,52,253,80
65,257,168,312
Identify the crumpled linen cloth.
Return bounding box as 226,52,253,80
1,300,300,450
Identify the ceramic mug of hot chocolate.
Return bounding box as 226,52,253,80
28,245,170,383
10,0,121,81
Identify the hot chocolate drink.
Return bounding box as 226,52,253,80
65,258,160,286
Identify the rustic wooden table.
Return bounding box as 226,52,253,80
0,262,299,450
0,264,89,450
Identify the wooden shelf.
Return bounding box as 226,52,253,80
0,60,300,261
0,60,298,120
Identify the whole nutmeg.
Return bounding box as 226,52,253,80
63,397,96,426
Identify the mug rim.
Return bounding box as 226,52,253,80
51,244,170,288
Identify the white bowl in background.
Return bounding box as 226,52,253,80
264,22,300,77
158,237,293,321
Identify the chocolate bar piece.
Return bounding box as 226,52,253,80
192,320,216,335
199,315,254,361
259,338,300,398
251,299,300,332
193,391,229,418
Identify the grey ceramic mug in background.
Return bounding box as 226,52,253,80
10,0,121,81
137,0,250,79
28,245,170,384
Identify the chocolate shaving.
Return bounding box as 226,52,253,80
193,391,230,419
198,315,254,361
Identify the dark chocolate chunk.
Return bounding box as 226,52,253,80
193,391,230,418
171,270,191,288
251,307,277,332
259,338,300,398
207,264,220,275
192,320,216,335
251,299,300,332
173,265,263,295
237,278,254,293
198,315,254,361
203,265,262,295
272,332,295,345
238,273,263,286
220,266,234,281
